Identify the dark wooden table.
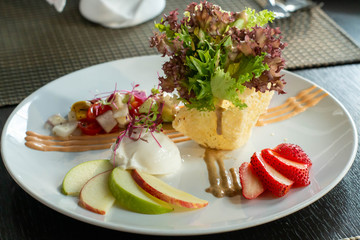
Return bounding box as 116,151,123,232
1,0,359,239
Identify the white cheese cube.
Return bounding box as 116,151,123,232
52,122,78,137
47,114,67,126
96,110,118,133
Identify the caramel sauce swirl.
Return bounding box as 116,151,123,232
256,86,328,126
25,131,117,152
24,123,185,152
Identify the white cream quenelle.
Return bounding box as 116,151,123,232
110,132,182,175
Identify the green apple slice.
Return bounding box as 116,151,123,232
62,159,113,196
109,167,173,214
131,169,208,209
79,170,115,215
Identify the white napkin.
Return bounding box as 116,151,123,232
46,0,66,12
79,0,166,28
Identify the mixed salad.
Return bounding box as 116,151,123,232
47,85,178,139
150,2,287,111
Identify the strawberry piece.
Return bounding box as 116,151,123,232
239,162,265,199
250,152,294,197
261,149,311,186
272,143,312,165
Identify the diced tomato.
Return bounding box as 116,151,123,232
128,97,144,116
78,119,103,135
131,100,142,109
109,124,121,133
87,103,112,120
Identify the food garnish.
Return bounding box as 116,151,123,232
239,162,265,199
109,168,174,215
272,143,312,165
250,152,294,197
62,159,113,196
240,143,312,198
131,169,208,209
261,148,311,186
256,85,329,126
151,1,287,150
46,84,178,141
62,160,208,215
150,1,287,111
112,84,165,147
79,170,116,215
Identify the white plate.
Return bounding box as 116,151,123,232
1,55,358,236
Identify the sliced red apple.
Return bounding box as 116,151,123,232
250,152,294,197
79,170,115,215
62,159,113,196
131,169,208,209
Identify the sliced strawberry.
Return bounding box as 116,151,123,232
261,149,311,186
239,162,265,199
250,152,294,197
272,143,312,165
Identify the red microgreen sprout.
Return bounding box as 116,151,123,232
109,84,168,165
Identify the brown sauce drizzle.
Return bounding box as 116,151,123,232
215,106,225,135
203,148,241,198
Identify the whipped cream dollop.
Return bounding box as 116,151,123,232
110,132,182,175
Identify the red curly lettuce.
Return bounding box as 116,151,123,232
150,1,287,111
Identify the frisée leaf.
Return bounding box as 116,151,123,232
244,8,275,29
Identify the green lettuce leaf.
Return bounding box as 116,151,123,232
227,53,269,82
210,68,246,109
244,8,275,29
211,54,269,109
